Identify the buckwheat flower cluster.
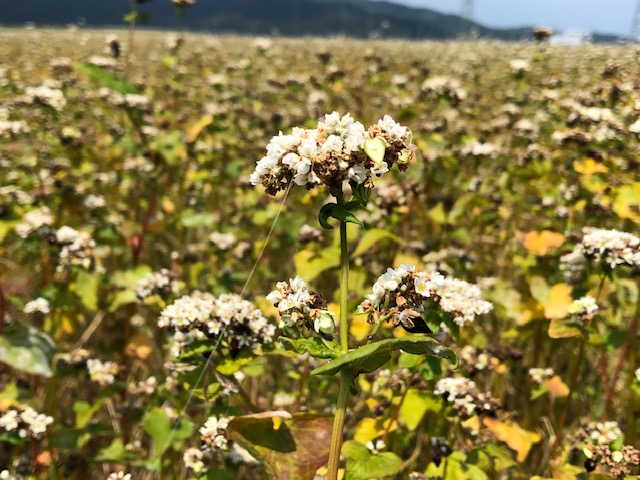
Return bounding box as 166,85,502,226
15,206,54,238
127,376,158,396
572,227,640,269
136,268,179,300
0,120,30,138
359,264,444,331
567,295,598,323
434,377,499,417
582,421,622,446
24,84,66,111
52,226,96,271
636,367,640,383
267,276,335,335
23,298,50,315
200,415,232,450
359,264,492,331
159,292,275,357
459,346,499,374
86,359,119,386
528,367,554,385
0,407,53,440
250,112,414,196
580,422,640,476
438,278,494,326
209,231,237,251
183,447,205,473
107,473,132,480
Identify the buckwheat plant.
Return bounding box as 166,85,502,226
554,226,640,458
254,112,492,480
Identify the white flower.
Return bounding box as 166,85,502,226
0,410,19,431
567,296,598,318
314,311,336,335
24,297,50,315
587,421,622,446
528,367,554,385
579,227,640,269
414,272,445,298
510,59,530,74
15,206,54,238
87,359,119,386
183,447,205,473
366,439,386,454
209,231,237,250
437,277,493,327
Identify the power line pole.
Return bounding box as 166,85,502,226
462,0,476,38
631,0,640,42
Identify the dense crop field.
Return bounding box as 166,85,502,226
1,28,640,479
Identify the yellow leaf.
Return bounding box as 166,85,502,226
573,158,608,175
272,417,283,430
483,418,541,462
161,197,176,214
543,376,570,397
521,231,565,256
350,314,371,342
125,333,153,360
186,115,213,143
529,277,572,320
353,417,395,444
612,183,640,224
545,284,573,319
461,415,480,434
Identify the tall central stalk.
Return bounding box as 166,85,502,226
326,203,351,480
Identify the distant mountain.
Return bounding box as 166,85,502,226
0,0,622,42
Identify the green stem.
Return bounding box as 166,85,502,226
339,218,349,352
327,214,351,480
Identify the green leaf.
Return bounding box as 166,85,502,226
311,336,458,378
76,63,139,94
75,270,98,311
154,131,184,166
351,229,402,258
110,266,152,289
73,400,102,429
142,408,194,457
108,290,137,312
280,337,341,359
96,438,134,462
318,203,363,230
228,413,333,480
181,210,216,228
419,355,443,380
548,318,582,339
342,441,402,480
363,137,386,164
215,351,253,375
399,389,440,430
0,326,56,377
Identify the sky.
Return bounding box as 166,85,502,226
398,0,636,36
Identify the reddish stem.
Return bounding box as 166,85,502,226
601,298,640,422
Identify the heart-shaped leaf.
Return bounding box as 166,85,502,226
0,326,56,377
310,336,458,378
228,413,333,480
342,440,403,480
318,203,363,230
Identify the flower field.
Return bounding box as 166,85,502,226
0,27,640,479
